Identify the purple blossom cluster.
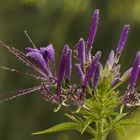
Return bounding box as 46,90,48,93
0,9,139,107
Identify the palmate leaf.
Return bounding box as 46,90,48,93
32,122,78,135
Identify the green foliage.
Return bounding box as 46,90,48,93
32,122,78,135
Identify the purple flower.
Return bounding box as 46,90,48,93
26,51,50,76
58,45,69,82
130,51,140,88
40,44,55,62
116,25,130,55
77,38,86,67
105,50,114,69
93,63,100,89
83,51,101,87
87,9,99,48
75,64,85,83
65,49,72,81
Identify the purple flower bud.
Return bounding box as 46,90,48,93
65,49,72,81
77,38,86,67
116,25,130,55
111,76,120,87
93,63,100,89
75,64,85,83
121,67,132,82
58,45,69,82
130,51,140,88
83,51,101,87
26,51,49,76
87,9,99,48
40,44,55,62
105,50,114,69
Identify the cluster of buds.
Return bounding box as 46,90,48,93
0,9,139,109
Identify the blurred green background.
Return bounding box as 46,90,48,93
0,0,140,140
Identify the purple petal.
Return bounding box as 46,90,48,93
26,51,49,76
117,25,130,55
130,51,140,88
87,9,99,48
25,47,39,53
77,38,86,67
58,45,69,82
93,63,100,89
83,51,101,87
65,49,72,81
40,44,55,61
75,64,85,83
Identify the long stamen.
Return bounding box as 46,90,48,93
0,66,43,80
24,30,37,49
0,86,41,104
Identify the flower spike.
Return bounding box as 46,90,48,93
116,24,130,55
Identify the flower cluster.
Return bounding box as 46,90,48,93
0,9,139,109
1,9,140,139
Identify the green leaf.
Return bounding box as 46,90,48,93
120,119,140,125
32,122,78,135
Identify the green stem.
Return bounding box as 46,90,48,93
95,119,107,140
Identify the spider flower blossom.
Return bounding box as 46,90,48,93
0,9,139,109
